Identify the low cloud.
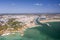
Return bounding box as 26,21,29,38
33,3,43,6
58,3,60,6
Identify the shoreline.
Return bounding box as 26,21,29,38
40,19,60,23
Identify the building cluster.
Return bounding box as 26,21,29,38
0,14,60,36
0,14,60,26
0,15,38,26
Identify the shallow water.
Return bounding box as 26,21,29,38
0,32,22,40
23,22,60,40
0,22,60,40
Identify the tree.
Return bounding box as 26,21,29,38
6,18,25,30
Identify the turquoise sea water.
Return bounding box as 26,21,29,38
23,22,60,40
0,22,60,40
0,32,22,40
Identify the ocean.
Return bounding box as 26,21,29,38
0,21,60,40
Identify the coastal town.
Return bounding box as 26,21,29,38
0,14,60,36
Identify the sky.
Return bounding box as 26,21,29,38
0,0,60,14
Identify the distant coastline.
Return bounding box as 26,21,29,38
0,13,60,15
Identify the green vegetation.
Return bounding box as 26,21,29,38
0,18,26,35
7,18,25,30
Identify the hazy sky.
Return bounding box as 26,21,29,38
0,0,60,13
